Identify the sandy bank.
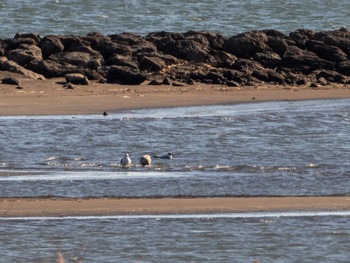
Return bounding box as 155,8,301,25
1,72,350,116
0,196,350,217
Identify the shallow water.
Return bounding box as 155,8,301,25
1,99,350,261
1,99,350,198
0,0,349,38
1,214,350,262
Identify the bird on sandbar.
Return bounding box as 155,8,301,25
154,152,173,159
120,153,131,167
140,154,152,166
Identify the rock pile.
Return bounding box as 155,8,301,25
1,28,350,86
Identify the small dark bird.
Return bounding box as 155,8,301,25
103,111,109,116
140,155,152,166
154,152,173,159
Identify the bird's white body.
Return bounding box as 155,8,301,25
120,153,131,167
140,155,152,166
154,152,173,159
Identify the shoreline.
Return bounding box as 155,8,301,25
1,73,350,116
1,196,350,217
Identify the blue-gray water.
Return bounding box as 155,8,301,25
1,99,350,261
2,1,350,260
0,0,349,38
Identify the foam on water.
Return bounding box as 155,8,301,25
2,210,350,221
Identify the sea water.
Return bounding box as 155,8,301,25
1,0,350,261
1,99,350,261
0,0,349,38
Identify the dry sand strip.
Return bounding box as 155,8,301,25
0,196,350,217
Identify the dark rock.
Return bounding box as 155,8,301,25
110,32,146,45
169,39,213,63
146,31,184,52
162,77,172,85
253,51,281,68
336,61,350,76
108,54,139,69
7,44,43,67
280,46,334,74
306,40,347,62
266,37,291,56
184,30,226,50
49,51,103,70
0,56,45,79
139,56,166,71
223,31,270,58
39,36,64,57
84,32,110,50
316,70,347,83
2,77,19,85
289,29,315,48
14,33,41,45
98,39,133,57
107,65,146,85
65,73,89,85
211,50,237,67
29,59,83,78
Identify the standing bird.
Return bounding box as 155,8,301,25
140,155,152,166
120,153,131,167
154,152,173,159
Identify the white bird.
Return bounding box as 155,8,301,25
120,153,131,167
154,152,173,159
140,155,152,166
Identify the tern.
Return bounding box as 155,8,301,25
120,153,131,167
154,152,173,159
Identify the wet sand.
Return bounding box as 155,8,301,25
1,72,350,116
1,71,350,217
0,197,350,217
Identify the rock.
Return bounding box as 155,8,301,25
336,61,350,76
106,65,146,85
316,70,347,83
84,32,110,50
2,77,19,85
29,59,82,78
65,73,89,85
139,56,166,71
306,40,347,62
110,32,146,45
39,35,64,57
0,56,45,79
266,36,291,56
7,44,43,67
223,31,270,58
108,54,139,69
280,46,334,74
289,29,315,48
317,76,328,85
98,39,133,57
253,51,281,68
14,32,41,45
49,51,103,70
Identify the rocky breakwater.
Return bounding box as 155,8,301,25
1,28,350,87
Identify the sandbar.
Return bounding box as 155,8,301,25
0,196,350,217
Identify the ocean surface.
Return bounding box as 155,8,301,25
1,1,350,261
0,0,349,38
1,99,350,261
